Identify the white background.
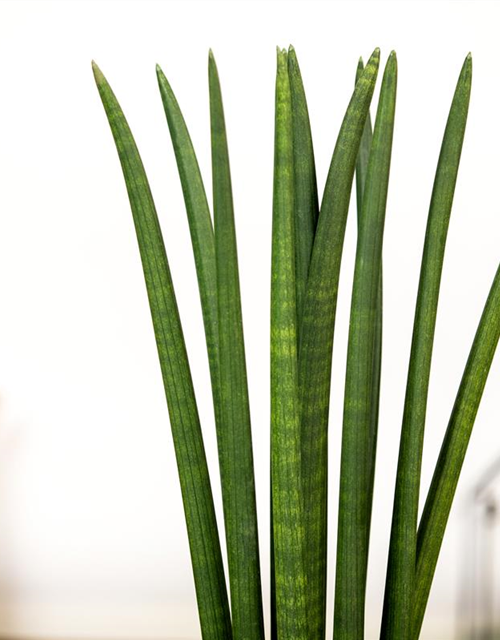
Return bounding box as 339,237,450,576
0,1,499,639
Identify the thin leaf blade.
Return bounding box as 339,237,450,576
271,48,308,640
93,63,232,640
297,48,381,640
156,65,222,444
381,54,472,640
412,262,500,638
355,56,380,569
209,50,265,640
288,45,319,327
334,52,397,640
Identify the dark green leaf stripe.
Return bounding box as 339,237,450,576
297,48,380,640
93,63,232,640
271,48,308,640
355,57,381,578
412,261,500,639
209,51,265,640
381,55,472,640
288,45,319,328
334,52,397,640
156,65,222,442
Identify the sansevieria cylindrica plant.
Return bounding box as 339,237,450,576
93,47,500,640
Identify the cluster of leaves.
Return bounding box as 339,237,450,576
93,46,500,640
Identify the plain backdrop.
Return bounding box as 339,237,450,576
0,1,499,639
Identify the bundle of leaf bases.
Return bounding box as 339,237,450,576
93,46,500,640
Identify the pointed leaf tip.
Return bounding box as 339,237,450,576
276,47,287,70
462,52,473,75
387,51,398,71
92,61,105,84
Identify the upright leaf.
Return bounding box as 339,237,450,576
355,58,374,214
288,45,319,327
209,50,265,640
381,55,472,640
355,56,381,568
271,48,308,640
93,63,232,640
412,262,500,638
297,48,380,640
334,52,397,640
155,66,222,452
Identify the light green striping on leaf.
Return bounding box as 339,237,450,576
271,47,308,640
209,50,265,640
297,48,380,640
334,51,397,640
93,62,232,640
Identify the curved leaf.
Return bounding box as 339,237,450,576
93,62,232,640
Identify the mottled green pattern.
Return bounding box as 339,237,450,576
381,55,472,640
156,66,222,458
271,49,308,640
92,63,232,640
297,49,380,640
287,45,322,640
209,51,264,640
334,52,397,640
411,262,500,638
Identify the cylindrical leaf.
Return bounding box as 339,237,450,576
209,51,265,640
334,52,397,640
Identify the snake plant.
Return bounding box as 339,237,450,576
93,47,500,640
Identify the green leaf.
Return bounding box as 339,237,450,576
92,63,232,640
412,261,500,638
355,58,374,218
297,48,381,640
355,56,381,581
155,64,222,450
209,50,265,640
334,52,397,640
271,48,308,640
288,45,319,328
381,54,472,640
